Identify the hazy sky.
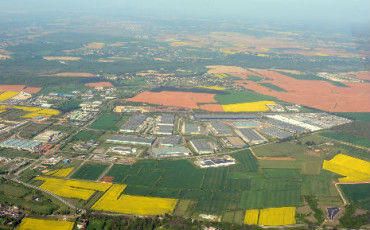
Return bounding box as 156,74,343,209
1,0,370,28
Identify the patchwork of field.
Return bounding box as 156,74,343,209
244,207,296,226
322,154,370,183
45,167,74,178
18,217,74,230
0,105,60,118
206,66,370,112
35,176,112,200
128,90,277,112
92,184,178,215
241,69,370,112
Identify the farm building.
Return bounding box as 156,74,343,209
194,113,259,120
208,121,234,136
120,114,147,133
154,125,174,135
259,126,293,140
157,135,183,147
152,146,191,158
195,155,236,168
0,138,43,152
189,139,217,155
106,135,154,146
182,122,201,135
157,114,175,126
235,128,267,145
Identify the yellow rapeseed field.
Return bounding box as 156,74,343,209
244,209,259,225
92,184,178,215
45,167,74,177
199,86,225,91
222,101,276,112
18,217,74,230
244,207,296,226
322,153,370,182
35,176,112,200
0,91,19,101
0,105,60,118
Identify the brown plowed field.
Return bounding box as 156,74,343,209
85,82,113,88
0,85,41,94
198,104,224,112
238,69,370,112
355,71,370,80
127,91,217,109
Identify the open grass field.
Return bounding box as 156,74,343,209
90,112,122,131
244,207,296,226
18,218,74,230
71,163,108,181
35,176,112,200
215,91,276,104
322,154,370,183
0,180,62,215
340,184,370,210
92,184,177,215
71,130,104,141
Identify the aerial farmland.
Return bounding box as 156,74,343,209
0,1,369,229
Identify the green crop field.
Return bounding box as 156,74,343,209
340,184,370,211
215,90,277,104
72,130,104,141
260,83,287,92
105,149,305,215
71,163,108,180
90,112,124,131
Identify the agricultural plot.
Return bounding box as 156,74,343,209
0,91,19,101
322,154,370,183
89,112,123,131
92,184,177,215
45,167,74,177
340,184,370,210
71,130,104,141
35,176,112,200
71,163,108,180
18,218,74,230
0,105,60,118
215,91,276,104
105,151,302,216
221,100,276,112
244,207,296,226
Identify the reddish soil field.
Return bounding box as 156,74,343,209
207,65,256,79
22,87,42,94
85,81,113,88
354,71,370,81
0,85,41,94
239,69,370,112
199,104,224,112
128,91,217,109
0,84,26,91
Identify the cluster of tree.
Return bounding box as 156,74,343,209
339,204,370,228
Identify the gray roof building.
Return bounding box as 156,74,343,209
107,135,154,146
